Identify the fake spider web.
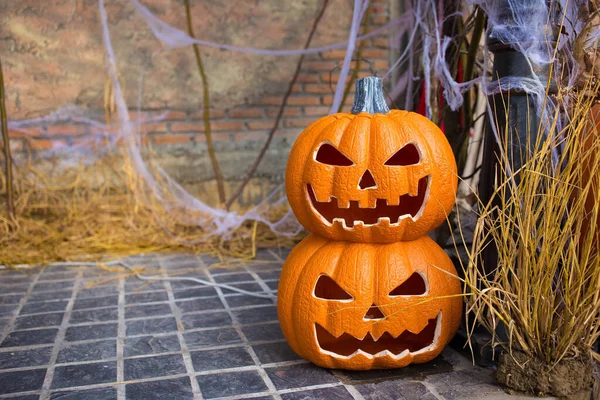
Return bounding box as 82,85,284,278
2,0,596,264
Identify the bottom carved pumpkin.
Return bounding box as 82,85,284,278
277,234,462,370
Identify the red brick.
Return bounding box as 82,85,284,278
90,126,117,135
308,61,373,74
372,38,389,48
153,134,193,144
343,95,355,107
321,94,356,107
370,15,388,26
141,123,167,133
304,84,334,94
320,72,353,83
164,110,188,120
278,128,303,138
303,60,340,71
362,49,389,58
229,108,264,118
110,136,149,147
266,107,302,117
287,96,321,105
193,133,230,142
189,109,226,119
8,127,45,138
322,50,350,60
46,125,85,136
172,120,243,132
8,129,34,139
284,118,319,128
127,111,152,121
372,60,389,70
370,5,386,14
296,74,320,83
304,106,331,116
232,132,268,142
30,139,61,150
291,83,303,93
259,96,285,106
211,121,245,131
170,122,204,133
247,120,278,130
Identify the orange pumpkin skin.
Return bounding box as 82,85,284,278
285,110,457,243
277,234,462,370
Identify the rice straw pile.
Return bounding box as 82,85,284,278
0,149,300,266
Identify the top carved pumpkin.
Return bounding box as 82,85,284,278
286,77,458,243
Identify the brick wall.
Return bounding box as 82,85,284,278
4,0,391,205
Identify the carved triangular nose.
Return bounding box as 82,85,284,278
364,303,385,320
359,169,377,189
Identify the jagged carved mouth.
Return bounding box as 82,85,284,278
315,312,440,357
306,176,430,228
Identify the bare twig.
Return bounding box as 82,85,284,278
0,55,14,222
184,0,226,207
225,0,330,210
337,4,372,112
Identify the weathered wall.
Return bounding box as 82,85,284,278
1,0,391,206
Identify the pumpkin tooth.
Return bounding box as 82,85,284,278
306,176,430,228
332,218,349,229
308,184,330,203
362,332,375,341
358,197,373,209
337,198,351,209
315,317,438,357
386,196,400,207
378,217,392,227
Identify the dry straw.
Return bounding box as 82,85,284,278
463,78,600,368
0,148,299,266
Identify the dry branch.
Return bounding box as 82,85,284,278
184,0,227,207
0,55,14,223
225,0,331,210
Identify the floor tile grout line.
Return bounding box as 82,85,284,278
0,322,286,354
205,382,348,400
0,339,308,374
202,257,283,400
0,270,43,345
267,248,285,264
421,380,447,400
159,256,204,400
243,265,277,307
0,353,307,375
11,296,276,321
116,274,126,400
38,270,84,400
1,357,308,381
343,383,367,400
0,371,347,399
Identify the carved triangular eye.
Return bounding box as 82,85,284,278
384,143,421,166
314,275,353,300
389,272,427,296
315,143,354,166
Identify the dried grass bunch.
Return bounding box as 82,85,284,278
464,81,600,395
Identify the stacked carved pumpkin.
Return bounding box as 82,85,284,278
278,77,462,370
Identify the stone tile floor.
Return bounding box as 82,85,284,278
0,249,544,400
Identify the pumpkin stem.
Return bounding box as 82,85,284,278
351,76,390,114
